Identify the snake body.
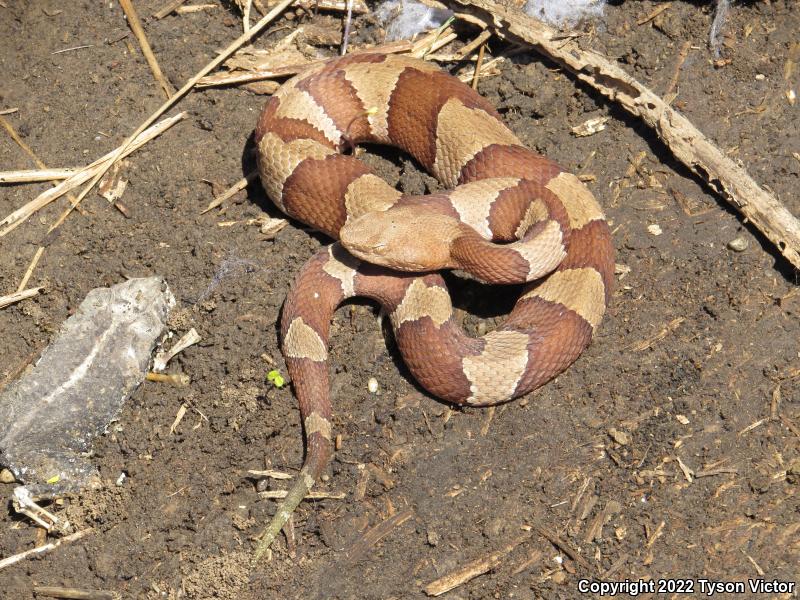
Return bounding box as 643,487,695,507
252,53,615,556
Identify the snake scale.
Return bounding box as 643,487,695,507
252,53,615,557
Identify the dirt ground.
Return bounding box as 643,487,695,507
1,0,798,598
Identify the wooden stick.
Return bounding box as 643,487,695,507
0,287,42,309
637,2,672,26
471,42,485,89
175,4,217,13
0,529,92,571
340,0,355,55
243,0,253,32
529,521,592,571
33,586,119,600
17,246,45,292
119,0,175,98
0,168,77,183
201,170,258,213
152,0,188,18
424,534,531,596
258,489,345,499
445,0,800,271
452,29,491,60
53,0,296,236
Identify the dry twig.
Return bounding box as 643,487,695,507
258,489,345,499
471,42,485,89
0,168,77,183
0,112,187,236
32,586,119,600
424,533,531,596
16,246,45,292
48,0,296,237
197,27,455,89
201,171,259,213
119,0,175,98
175,4,217,13
0,529,93,571
0,116,87,216
0,287,42,309
152,0,188,19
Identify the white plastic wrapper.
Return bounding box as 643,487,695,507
0,277,174,497
376,0,453,41
523,0,606,26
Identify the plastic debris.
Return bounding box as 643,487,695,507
0,277,174,500
376,0,452,41
523,0,605,26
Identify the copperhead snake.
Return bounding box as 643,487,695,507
252,53,615,557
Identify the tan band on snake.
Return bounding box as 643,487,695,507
252,53,615,559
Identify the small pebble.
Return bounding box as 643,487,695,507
647,224,662,236
608,427,630,445
727,236,748,252
0,468,16,483
367,377,379,394
426,530,440,546
115,472,127,486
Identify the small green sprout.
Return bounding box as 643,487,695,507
267,370,285,388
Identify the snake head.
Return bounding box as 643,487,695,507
339,206,461,272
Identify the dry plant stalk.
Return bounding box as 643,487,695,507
0,287,42,309
197,27,456,89
258,489,345,499
470,42,486,89
0,529,93,571
0,168,77,183
0,115,87,216
51,0,296,236
0,112,187,236
267,0,368,12
16,247,44,292
119,0,175,98
175,4,217,13
152,0,188,18
424,533,531,596
201,170,259,213
32,586,120,600
445,0,800,271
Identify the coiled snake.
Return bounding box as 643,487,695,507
252,53,615,558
